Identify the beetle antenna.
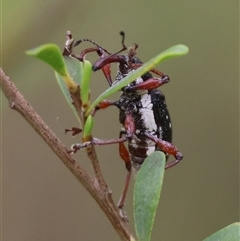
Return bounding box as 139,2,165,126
110,31,128,56
73,38,111,55
120,31,126,49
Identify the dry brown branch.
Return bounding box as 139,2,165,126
0,67,132,241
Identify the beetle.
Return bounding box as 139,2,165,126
69,32,183,217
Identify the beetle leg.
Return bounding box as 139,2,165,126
118,130,131,165
145,132,183,169
73,45,113,85
101,62,113,86
80,48,113,85
117,112,136,220
92,136,127,145
74,47,103,61
131,63,166,77
92,99,117,116
117,129,132,221
66,99,116,136
93,113,135,220
125,75,170,92
149,68,166,77
69,141,92,153
70,111,135,221
69,136,127,153
69,113,132,154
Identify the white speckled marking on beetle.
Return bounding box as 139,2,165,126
146,146,156,156
135,77,144,85
139,108,157,132
140,93,152,108
139,93,157,132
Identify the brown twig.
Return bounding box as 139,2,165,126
70,88,108,192
0,67,132,241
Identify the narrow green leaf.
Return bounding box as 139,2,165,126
203,223,240,241
134,151,166,241
85,44,189,116
26,44,77,92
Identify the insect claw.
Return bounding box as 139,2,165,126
162,75,170,83
176,152,183,160
69,142,92,153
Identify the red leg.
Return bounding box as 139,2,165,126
87,130,132,219
74,45,113,85
116,113,136,220
101,63,113,86
92,99,116,116
145,132,183,169
131,63,166,77
125,75,169,92
118,130,131,166
117,168,131,222
94,113,135,220
70,111,135,221
76,47,113,86
117,130,132,221
66,99,116,138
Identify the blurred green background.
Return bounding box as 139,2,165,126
1,1,239,241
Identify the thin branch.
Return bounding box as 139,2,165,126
70,88,109,191
0,67,132,241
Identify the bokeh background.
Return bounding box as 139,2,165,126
1,1,239,241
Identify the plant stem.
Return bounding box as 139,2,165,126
0,67,132,241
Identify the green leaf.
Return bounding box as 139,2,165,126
62,56,83,86
81,60,93,110
55,56,83,120
85,44,189,116
26,44,77,92
134,151,166,241
26,44,67,76
203,223,240,241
